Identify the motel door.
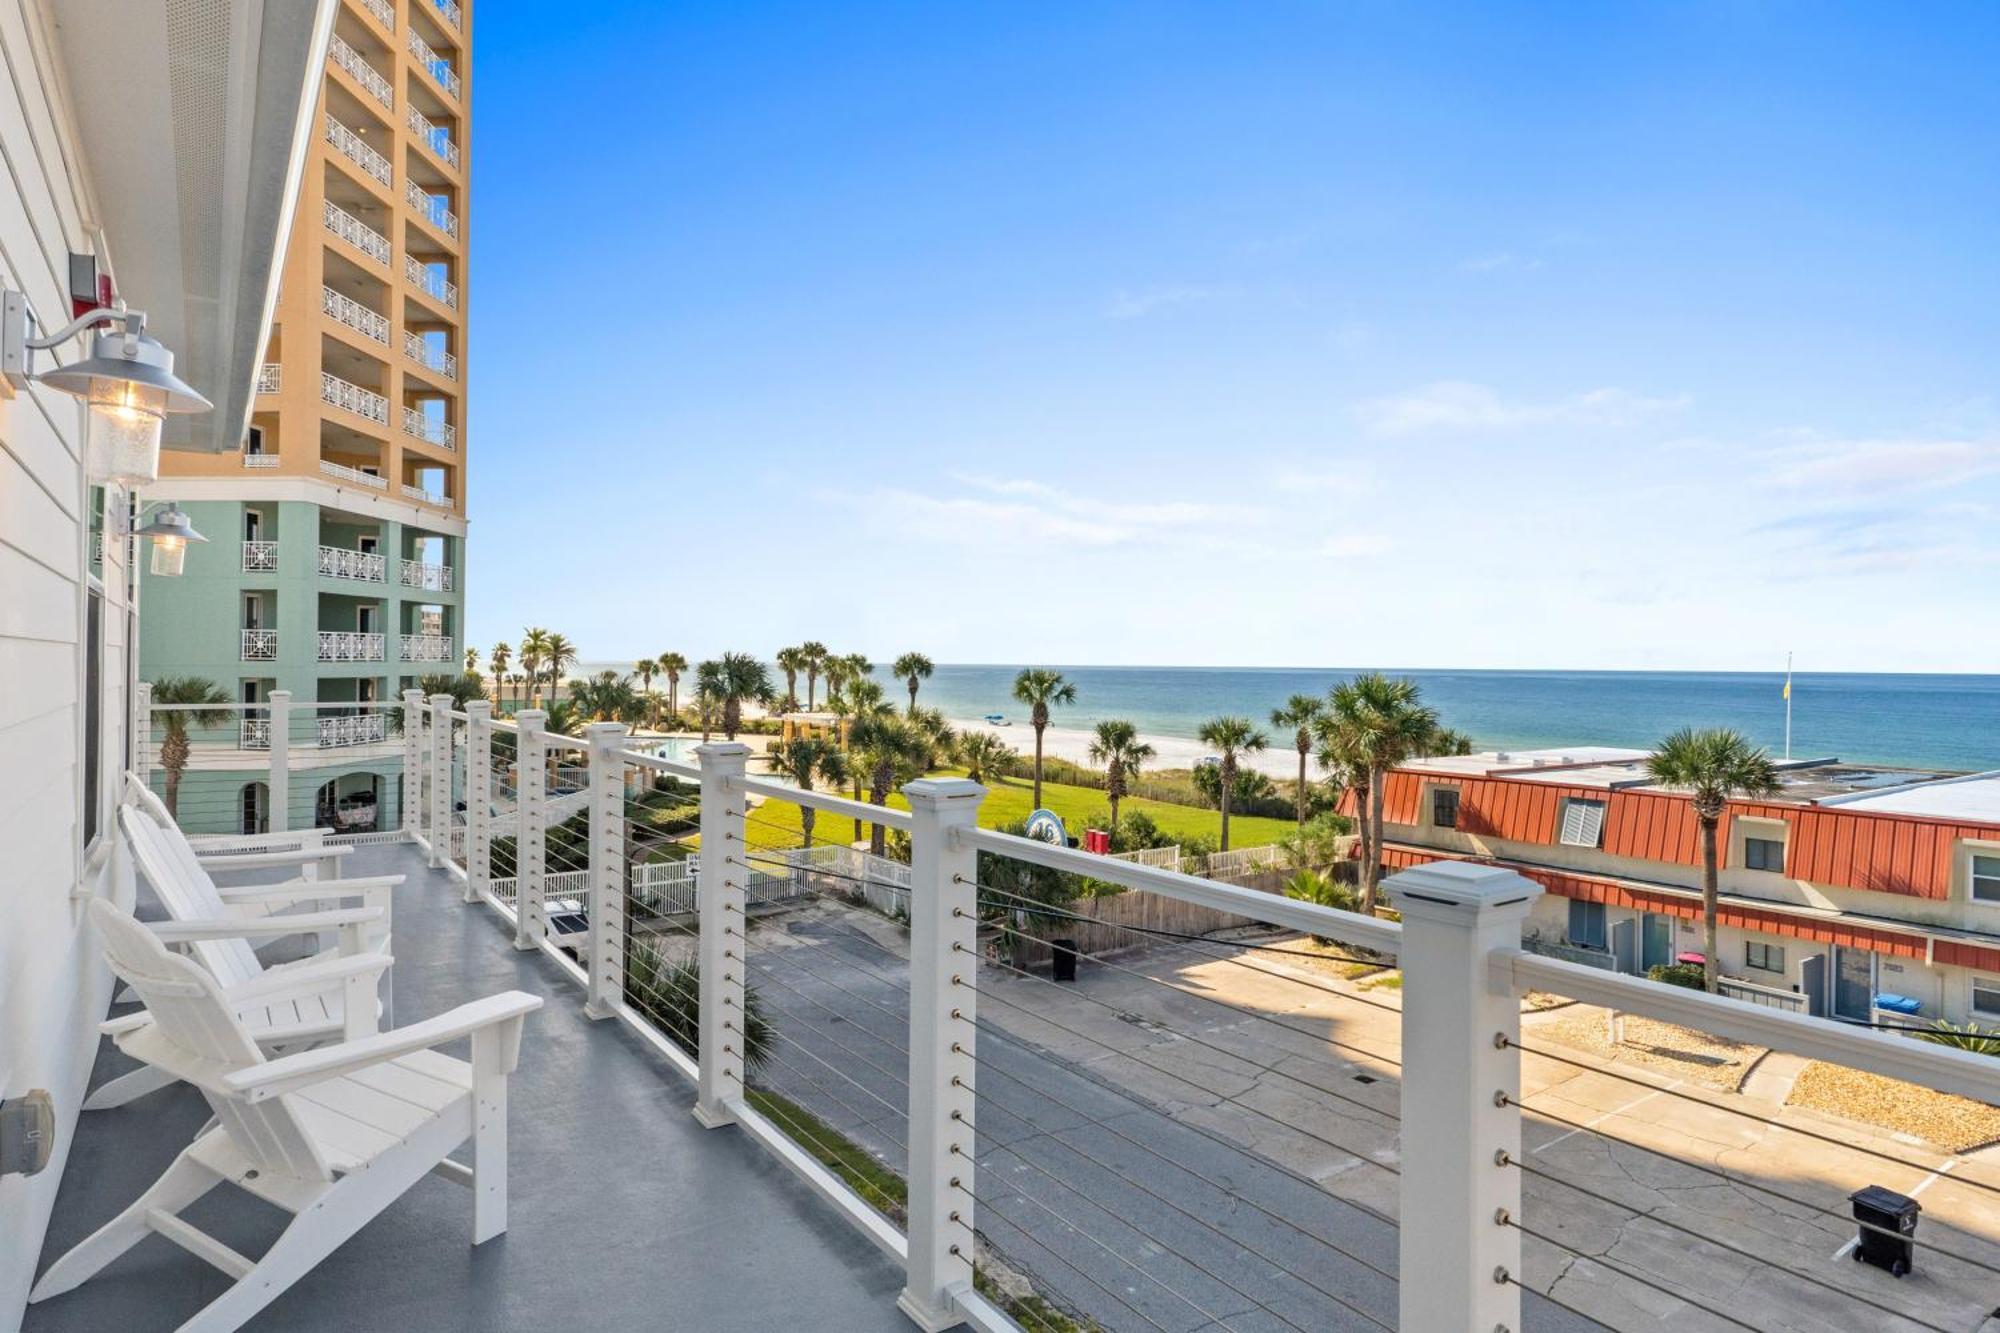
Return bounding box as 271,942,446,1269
1833,946,1876,1021
1641,915,1674,972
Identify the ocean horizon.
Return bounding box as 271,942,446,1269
576,662,2000,774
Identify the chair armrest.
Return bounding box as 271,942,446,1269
221,952,394,1008
146,906,383,943
193,846,354,872
224,991,544,1101
215,874,402,907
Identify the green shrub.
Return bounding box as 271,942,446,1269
627,949,772,1071
1283,869,1356,945
1647,962,1707,991
1916,1020,2000,1056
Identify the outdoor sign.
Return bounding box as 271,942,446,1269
1025,808,1067,846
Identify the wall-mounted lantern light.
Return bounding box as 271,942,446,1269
114,502,208,576
2,288,211,487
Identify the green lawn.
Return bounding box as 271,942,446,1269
736,767,1296,852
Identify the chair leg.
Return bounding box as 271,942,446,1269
81,1064,178,1110
471,1049,507,1243
30,1150,219,1301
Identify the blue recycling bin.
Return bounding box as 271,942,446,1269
1874,993,1921,1017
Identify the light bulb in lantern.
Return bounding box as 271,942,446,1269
149,533,186,576
132,504,206,578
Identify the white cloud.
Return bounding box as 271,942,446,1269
1356,381,1690,435
1756,439,1999,493
1459,251,1544,274
948,472,1257,527
1102,284,1223,319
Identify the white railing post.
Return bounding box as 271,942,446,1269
693,741,750,1128
265,690,291,833
133,681,152,784
465,701,492,904
583,722,629,1020
428,694,453,868
514,710,548,950
900,778,986,1330
1386,861,1543,1333
402,689,425,841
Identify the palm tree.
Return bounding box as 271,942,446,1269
909,706,955,769
774,646,806,711
1011,668,1078,810
1647,727,1779,993
852,712,930,856
1088,720,1155,831
1197,717,1268,851
657,651,688,724
1270,694,1324,827
542,633,578,702
956,732,1018,785
571,671,644,724
769,737,849,847
634,657,658,724
893,652,934,714
488,642,512,706
799,641,829,709
506,673,526,708
836,681,892,840
1327,673,1441,914
151,676,233,818
710,651,773,739
693,661,724,741
518,628,551,704
828,652,872,711
464,647,480,675
1312,716,1371,871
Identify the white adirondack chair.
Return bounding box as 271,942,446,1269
82,806,401,1111
32,900,541,1333
127,773,352,880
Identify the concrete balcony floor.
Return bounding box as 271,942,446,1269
26,841,910,1332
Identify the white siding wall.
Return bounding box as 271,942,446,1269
0,4,130,1320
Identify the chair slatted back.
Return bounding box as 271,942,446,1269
119,807,264,990
87,900,332,1182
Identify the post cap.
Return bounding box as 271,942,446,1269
1385,860,1542,922
465,699,492,716
903,777,986,814
428,693,456,706
694,741,752,767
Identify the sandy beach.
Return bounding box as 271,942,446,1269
949,717,1305,783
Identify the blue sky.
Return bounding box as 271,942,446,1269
466,1,1999,672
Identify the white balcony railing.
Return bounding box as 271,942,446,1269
407,29,460,100
241,540,278,572
403,254,458,309
320,371,390,424
399,632,452,662
399,558,454,592
240,629,277,661
318,630,386,663
241,452,279,469
360,0,393,30
323,198,391,266
238,719,271,750
401,405,456,450
318,458,389,490
402,330,458,380
329,33,393,109
406,181,458,239
256,362,281,394
317,545,387,582
406,106,459,170
318,713,388,748
322,284,391,345
428,0,462,32
324,113,392,186
400,482,449,507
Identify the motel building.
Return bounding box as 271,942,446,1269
1374,747,2000,1027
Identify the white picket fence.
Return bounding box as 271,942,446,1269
1105,844,1184,872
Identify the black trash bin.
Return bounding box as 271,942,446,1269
1849,1185,1920,1277
1050,938,1079,983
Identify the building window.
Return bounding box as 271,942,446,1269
1972,854,2000,904
1975,976,2000,1018
82,587,103,849
1432,787,1460,829
1745,941,1786,973
1744,836,1786,872
244,425,265,456
1567,899,1608,951
1558,798,1607,848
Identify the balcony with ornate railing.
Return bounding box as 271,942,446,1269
241,452,279,469
237,718,271,750
240,628,277,661
317,630,386,663
407,28,461,100
359,0,394,30
406,180,458,239
400,481,450,507
241,540,279,572
317,713,388,748
406,105,459,170
256,362,281,394
402,330,458,380
428,0,463,32
328,33,393,109
398,632,452,662
323,198,391,266
325,113,392,187
398,558,454,592
322,284,391,345
321,370,391,424
403,254,458,309
317,545,387,582
401,405,456,450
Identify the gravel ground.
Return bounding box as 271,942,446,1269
1535,1006,1768,1092
1787,1062,2000,1153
